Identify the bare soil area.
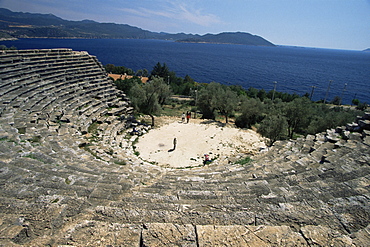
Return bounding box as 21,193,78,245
135,117,266,168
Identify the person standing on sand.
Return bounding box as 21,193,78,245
173,138,177,150
203,154,211,165
186,111,191,123
182,112,185,123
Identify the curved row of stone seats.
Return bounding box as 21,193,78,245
0,49,133,159
92,118,368,234
1,126,369,247
0,50,166,246
0,58,95,77
90,130,369,243
1,71,105,113
0,52,97,84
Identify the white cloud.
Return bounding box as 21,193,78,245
119,1,223,27
175,2,222,26
118,8,149,18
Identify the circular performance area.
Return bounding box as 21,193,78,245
135,118,266,168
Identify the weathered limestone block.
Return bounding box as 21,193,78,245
364,135,370,146
250,225,308,246
351,224,370,247
142,223,197,247
306,134,315,141
335,126,346,134
197,225,307,247
346,122,361,132
197,225,259,247
348,132,363,142
358,119,370,130
341,130,351,140
60,115,71,123
363,112,370,120
57,126,70,136
60,221,141,247
363,129,370,136
342,139,360,150
330,196,370,234
315,132,326,143
89,183,124,201
301,143,314,153
334,140,347,149
245,180,270,197
0,221,25,243
326,129,341,143
300,225,353,246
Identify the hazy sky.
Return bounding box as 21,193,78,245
1,0,369,50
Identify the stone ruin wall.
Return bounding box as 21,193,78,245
0,49,369,246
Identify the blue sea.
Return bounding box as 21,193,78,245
1,38,369,105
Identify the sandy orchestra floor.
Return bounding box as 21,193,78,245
135,118,266,168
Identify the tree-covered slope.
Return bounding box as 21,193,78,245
0,8,275,46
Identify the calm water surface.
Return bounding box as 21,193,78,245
1,38,369,104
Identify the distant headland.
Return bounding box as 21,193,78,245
176,32,275,46
0,8,274,46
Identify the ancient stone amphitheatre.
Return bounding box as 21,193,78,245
0,49,369,246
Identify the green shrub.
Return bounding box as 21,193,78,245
114,160,127,166
51,198,59,203
236,157,253,166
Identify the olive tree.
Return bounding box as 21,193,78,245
235,97,265,128
197,82,222,120
218,86,238,123
259,115,288,146
114,77,141,93
284,97,312,138
128,77,171,126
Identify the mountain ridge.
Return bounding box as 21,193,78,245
0,8,274,46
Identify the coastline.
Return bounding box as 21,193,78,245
175,40,276,46
1,38,368,104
